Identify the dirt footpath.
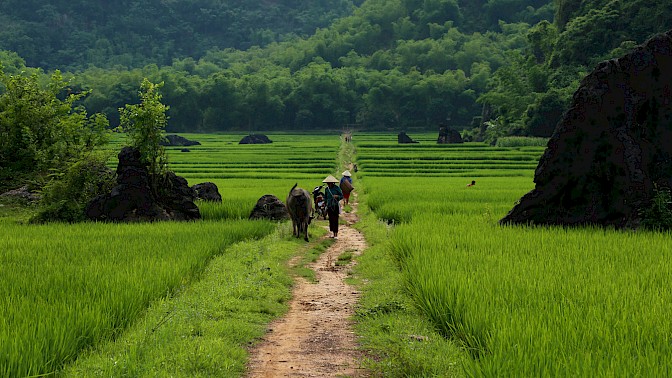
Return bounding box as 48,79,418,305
245,197,369,377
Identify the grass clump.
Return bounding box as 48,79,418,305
495,136,549,147
335,250,354,266
293,232,333,282
640,185,672,230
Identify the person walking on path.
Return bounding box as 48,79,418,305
340,170,354,205
323,175,343,239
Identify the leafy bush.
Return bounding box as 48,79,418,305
32,154,115,223
640,186,672,231
0,67,109,192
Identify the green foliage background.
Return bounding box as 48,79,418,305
0,0,670,135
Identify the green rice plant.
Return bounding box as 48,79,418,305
0,220,275,377
495,136,550,147
197,199,256,220
355,134,672,375
392,215,672,376
362,176,533,223
60,227,302,377
350,195,466,377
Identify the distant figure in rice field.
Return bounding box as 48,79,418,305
467,180,476,187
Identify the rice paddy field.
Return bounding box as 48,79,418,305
4,131,672,376
0,220,276,377
353,132,672,376
1,132,341,377
109,132,341,219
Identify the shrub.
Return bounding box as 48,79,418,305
118,79,169,190
0,68,109,191
32,154,116,223
640,186,672,230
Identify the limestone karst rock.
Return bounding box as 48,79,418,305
501,30,672,228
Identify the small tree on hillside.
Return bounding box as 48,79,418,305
118,79,169,193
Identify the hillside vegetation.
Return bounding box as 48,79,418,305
0,0,360,71
0,0,670,136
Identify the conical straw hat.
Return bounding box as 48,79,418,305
322,175,339,183
342,170,351,176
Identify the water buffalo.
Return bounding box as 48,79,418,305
286,183,313,242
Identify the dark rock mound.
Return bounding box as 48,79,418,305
501,30,672,229
192,182,222,202
249,195,289,221
86,146,200,222
160,172,201,220
398,132,419,144
160,134,201,146
437,125,463,144
239,134,272,144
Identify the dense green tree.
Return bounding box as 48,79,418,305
0,68,109,191
551,0,672,67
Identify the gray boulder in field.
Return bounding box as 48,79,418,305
398,132,418,144
160,134,201,146
239,134,272,144
437,124,463,144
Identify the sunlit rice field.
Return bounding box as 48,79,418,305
7,130,669,377
354,133,672,376
110,132,342,219
0,220,275,377
2,132,344,376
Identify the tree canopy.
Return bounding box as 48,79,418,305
0,0,669,138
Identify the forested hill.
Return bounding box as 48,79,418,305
0,0,670,135
0,0,361,71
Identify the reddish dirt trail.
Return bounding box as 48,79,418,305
245,196,369,378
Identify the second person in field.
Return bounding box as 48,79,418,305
340,170,353,205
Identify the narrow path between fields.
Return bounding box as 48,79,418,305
245,193,369,377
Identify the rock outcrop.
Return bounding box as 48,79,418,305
437,125,463,144
501,30,672,228
192,182,222,202
239,134,272,144
249,195,289,221
160,134,201,146
86,147,200,222
398,132,419,144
